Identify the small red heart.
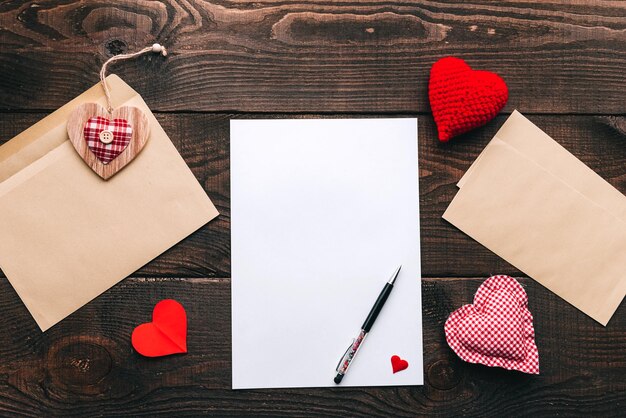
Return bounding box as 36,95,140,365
132,299,187,357
445,275,539,374
83,116,132,164
390,355,409,373
429,57,508,142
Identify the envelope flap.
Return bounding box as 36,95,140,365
444,137,626,325
0,75,139,182
458,111,626,222
458,110,528,188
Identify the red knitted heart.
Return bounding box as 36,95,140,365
445,275,539,374
390,355,409,373
429,57,508,142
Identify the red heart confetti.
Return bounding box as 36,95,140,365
445,275,539,374
429,57,508,142
83,116,132,164
132,299,187,357
390,355,409,374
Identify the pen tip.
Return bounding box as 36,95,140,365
389,265,402,284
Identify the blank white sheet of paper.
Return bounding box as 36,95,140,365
230,119,422,389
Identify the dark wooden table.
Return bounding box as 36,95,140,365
1,1,625,416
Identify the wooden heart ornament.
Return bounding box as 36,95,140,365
67,103,149,179
444,275,539,374
132,299,187,357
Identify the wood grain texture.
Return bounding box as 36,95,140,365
0,0,625,113
0,277,622,417
1,1,625,415
1,112,625,278
597,116,626,139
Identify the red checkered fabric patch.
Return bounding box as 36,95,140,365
83,116,132,164
445,275,539,374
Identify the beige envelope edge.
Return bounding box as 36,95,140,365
458,110,626,223
0,75,137,182
444,138,626,326
0,75,219,331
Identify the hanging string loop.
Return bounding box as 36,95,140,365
99,43,167,113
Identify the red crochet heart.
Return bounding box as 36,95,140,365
429,57,508,142
132,299,187,357
445,275,539,374
390,355,409,373
83,116,132,164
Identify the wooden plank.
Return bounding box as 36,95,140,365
0,277,622,416
0,1,625,113
1,113,625,278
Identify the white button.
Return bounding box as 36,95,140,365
99,130,114,144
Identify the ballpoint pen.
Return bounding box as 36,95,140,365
334,265,402,384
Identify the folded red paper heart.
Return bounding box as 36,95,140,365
429,57,508,142
390,355,409,374
132,299,188,357
444,275,539,374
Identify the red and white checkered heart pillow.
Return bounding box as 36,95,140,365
84,116,133,164
445,275,539,374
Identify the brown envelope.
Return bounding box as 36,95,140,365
444,137,626,325
458,110,626,222
0,75,219,331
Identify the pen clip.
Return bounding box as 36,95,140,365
335,339,354,372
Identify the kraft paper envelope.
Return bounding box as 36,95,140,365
443,137,626,325
0,75,218,331
458,110,626,223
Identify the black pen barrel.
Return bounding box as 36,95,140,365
361,283,393,332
